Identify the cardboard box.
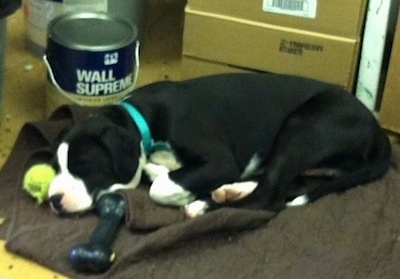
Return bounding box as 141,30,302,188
187,0,367,38
181,56,254,80
183,8,360,90
378,11,400,134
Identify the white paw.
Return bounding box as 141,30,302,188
144,163,170,182
211,181,258,203
149,173,195,206
185,200,209,218
286,195,309,207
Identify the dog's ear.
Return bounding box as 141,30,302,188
101,127,142,183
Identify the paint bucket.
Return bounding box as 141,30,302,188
23,0,146,58
44,12,139,113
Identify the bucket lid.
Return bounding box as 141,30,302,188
48,12,137,51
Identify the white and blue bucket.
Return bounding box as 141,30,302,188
44,12,139,113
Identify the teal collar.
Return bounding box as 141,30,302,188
120,101,153,154
120,101,171,154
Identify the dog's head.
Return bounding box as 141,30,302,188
48,114,145,215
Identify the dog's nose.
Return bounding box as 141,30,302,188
49,194,64,212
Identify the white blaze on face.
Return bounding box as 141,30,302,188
49,142,146,214
48,143,93,213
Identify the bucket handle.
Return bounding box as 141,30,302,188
43,41,141,105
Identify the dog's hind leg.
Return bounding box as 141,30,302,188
195,96,368,213
188,129,331,215
184,131,357,217
202,167,340,206
186,92,391,217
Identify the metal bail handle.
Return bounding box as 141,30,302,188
43,41,141,106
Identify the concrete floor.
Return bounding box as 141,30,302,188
0,0,185,277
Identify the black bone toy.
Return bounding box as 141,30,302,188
69,193,125,274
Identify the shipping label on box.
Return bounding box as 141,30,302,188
263,0,317,19
187,0,367,38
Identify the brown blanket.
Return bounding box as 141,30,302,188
1,105,400,278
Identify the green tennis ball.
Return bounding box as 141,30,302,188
23,164,56,204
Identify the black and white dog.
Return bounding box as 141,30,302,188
48,73,391,217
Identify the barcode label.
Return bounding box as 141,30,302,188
263,0,317,19
271,0,306,11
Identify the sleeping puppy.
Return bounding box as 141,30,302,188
48,73,391,217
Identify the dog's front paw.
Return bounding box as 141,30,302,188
185,200,209,218
149,173,196,207
211,181,258,203
144,163,170,182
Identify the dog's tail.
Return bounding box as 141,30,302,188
305,132,392,203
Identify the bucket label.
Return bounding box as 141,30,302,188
75,68,134,96
45,40,138,106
